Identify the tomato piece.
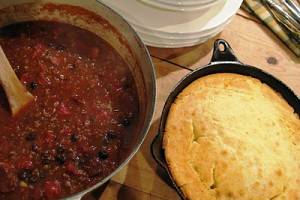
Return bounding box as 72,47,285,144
102,94,111,103
18,159,33,170
112,80,122,89
38,61,47,71
65,162,76,175
116,87,126,96
0,162,17,193
43,131,55,147
60,127,71,136
33,185,44,200
37,72,51,86
83,157,102,177
49,54,65,66
77,140,93,154
0,141,13,155
95,110,107,122
44,180,61,200
74,58,86,68
20,73,30,85
56,103,72,117
31,48,43,60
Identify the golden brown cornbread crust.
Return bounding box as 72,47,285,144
163,73,300,200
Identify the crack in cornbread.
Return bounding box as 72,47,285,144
163,73,300,200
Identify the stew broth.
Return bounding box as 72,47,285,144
0,21,139,199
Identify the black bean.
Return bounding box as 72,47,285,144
56,145,66,154
17,169,31,181
71,94,85,105
17,169,41,183
70,133,78,142
31,144,40,152
30,81,38,90
41,152,52,165
120,118,130,127
28,176,38,183
98,150,108,160
55,154,67,164
28,170,40,183
106,130,118,139
25,132,36,141
38,170,45,179
55,45,64,52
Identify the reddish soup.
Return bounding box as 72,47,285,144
0,21,139,199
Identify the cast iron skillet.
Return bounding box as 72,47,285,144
151,39,300,199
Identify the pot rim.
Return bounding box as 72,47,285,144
0,0,156,199
65,1,157,199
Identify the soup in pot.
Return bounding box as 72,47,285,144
0,21,139,199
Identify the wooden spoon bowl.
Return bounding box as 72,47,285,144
0,45,34,116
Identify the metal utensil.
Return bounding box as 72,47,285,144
280,0,300,22
265,0,300,29
286,0,300,14
263,0,300,43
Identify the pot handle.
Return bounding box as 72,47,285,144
210,39,240,63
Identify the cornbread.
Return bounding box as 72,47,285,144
163,73,300,200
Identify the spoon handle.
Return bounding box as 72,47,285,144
0,46,34,116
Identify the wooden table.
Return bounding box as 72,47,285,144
86,7,300,200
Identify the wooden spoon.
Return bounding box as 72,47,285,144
0,45,34,116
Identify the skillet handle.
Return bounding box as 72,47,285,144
151,133,186,199
151,133,167,169
211,39,240,63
